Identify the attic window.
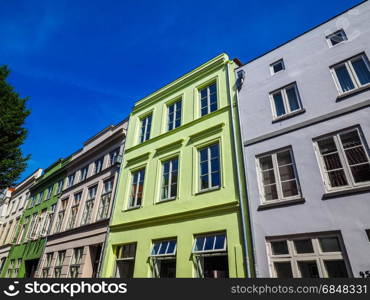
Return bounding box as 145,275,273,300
327,30,347,47
270,59,285,75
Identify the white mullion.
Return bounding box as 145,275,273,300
168,161,173,198
282,88,290,114
273,153,283,200
335,134,355,187
207,86,211,114
347,60,362,88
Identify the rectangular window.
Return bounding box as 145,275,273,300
46,186,53,200
67,173,75,188
200,83,217,116
54,251,66,278
70,247,84,278
94,157,104,174
14,259,21,277
257,148,301,203
57,180,64,194
270,59,285,74
267,234,349,278
35,191,44,205
167,100,182,131
81,186,97,225
150,240,177,278
7,259,15,278
80,166,88,182
139,114,152,143
327,29,347,47
67,192,82,229
270,83,302,118
161,158,178,201
54,199,68,233
331,54,370,94
192,233,228,278
109,148,120,166
28,213,38,239
41,204,56,236
42,253,53,278
97,179,113,221
19,216,29,243
129,169,145,208
115,243,136,278
199,143,221,191
315,127,370,191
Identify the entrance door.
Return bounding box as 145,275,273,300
25,259,39,278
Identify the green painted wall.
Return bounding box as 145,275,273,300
0,158,70,278
101,54,254,278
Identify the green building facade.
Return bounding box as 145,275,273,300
0,158,70,278
101,54,254,278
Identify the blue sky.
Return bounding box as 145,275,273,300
0,0,363,182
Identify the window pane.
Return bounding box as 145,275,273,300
262,170,276,185
352,57,370,85
318,137,337,155
204,236,215,251
159,241,169,255
200,148,208,162
350,164,370,183
298,261,320,278
167,241,176,254
274,262,293,278
277,151,292,166
200,162,208,176
328,170,348,187
279,165,295,181
264,184,278,200
200,175,209,190
319,237,341,252
273,92,286,116
340,130,361,148
195,237,205,252
271,241,289,255
294,239,314,253
273,61,284,73
210,144,219,158
211,172,220,187
286,86,300,111
259,156,273,170
325,260,348,278
214,235,226,250
281,180,299,197
335,65,355,92
330,31,346,45
209,83,216,94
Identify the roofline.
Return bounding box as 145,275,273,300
236,0,367,69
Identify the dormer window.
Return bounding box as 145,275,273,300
270,59,285,75
327,30,347,47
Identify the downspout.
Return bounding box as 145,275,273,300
96,134,127,278
225,61,253,278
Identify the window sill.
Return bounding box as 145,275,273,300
257,197,305,211
336,84,370,101
322,185,370,200
271,109,306,123
195,186,221,195
156,197,177,204
124,205,142,212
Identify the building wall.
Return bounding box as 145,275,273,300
101,54,252,278
236,1,370,277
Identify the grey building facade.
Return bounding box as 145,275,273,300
236,1,370,278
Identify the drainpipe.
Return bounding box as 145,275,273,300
225,60,253,278
96,135,127,278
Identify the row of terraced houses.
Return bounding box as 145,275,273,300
1,1,370,278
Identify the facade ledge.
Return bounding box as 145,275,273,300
194,186,221,196
257,197,305,211
322,186,370,200
336,84,370,102
271,109,306,123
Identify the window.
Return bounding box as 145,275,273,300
81,186,97,225
54,199,68,233
46,186,53,200
7,259,15,278
115,243,136,278
41,204,56,236
139,114,152,143
80,166,88,182
67,173,75,188
257,148,301,203
19,216,29,243
94,157,104,175
267,234,349,278
57,180,64,194
199,143,220,191
70,247,84,278
270,59,285,74
150,240,177,278
67,192,81,229
327,29,347,47
315,128,370,191
42,253,53,278
54,251,66,278
109,148,120,166
0,258,6,274
14,259,21,277
35,191,44,205
28,213,38,239
97,179,113,220
167,100,182,131
200,83,217,116
161,158,178,201
270,83,302,118
129,169,145,208
331,54,370,94
193,233,228,278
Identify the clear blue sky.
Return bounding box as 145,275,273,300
0,0,363,182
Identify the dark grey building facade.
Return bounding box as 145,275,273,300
236,1,370,277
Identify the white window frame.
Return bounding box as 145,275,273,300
139,114,152,143
267,234,350,278
167,100,182,131
128,168,145,209
69,247,84,278
330,54,370,95
80,166,88,182
160,157,179,201
269,83,303,119
54,250,66,278
115,243,136,278
46,186,53,200
256,148,301,204
57,180,64,194
314,127,370,192
150,240,177,278
198,143,221,192
199,82,218,117
94,157,104,175
326,29,347,47
270,59,285,75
